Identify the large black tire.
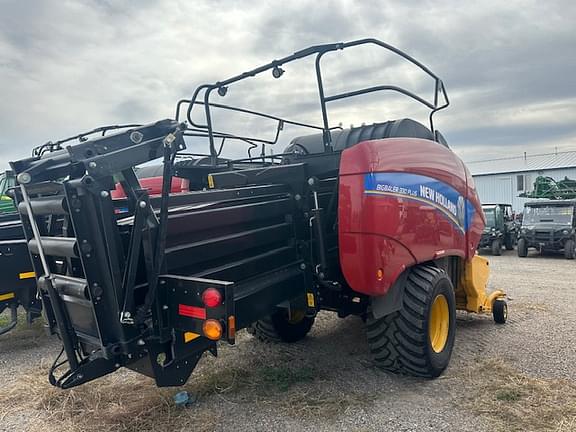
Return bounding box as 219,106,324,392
517,238,528,257
247,309,315,343
564,239,576,260
491,239,502,256
365,265,456,378
505,234,515,251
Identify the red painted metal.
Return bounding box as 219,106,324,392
111,176,189,199
338,138,484,297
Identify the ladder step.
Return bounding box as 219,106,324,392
19,181,63,195
39,275,89,300
29,237,79,258
18,196,68,216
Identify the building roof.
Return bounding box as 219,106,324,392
467,150,576,176
524,199,576,206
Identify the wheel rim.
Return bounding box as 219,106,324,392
429,294,450,353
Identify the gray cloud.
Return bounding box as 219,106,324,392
1,0,575,169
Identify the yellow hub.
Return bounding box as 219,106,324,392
429,294,449,353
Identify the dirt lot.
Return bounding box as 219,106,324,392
1,251,575,432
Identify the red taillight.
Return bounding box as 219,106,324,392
202,288,222,308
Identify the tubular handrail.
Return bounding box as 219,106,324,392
184,38,449,161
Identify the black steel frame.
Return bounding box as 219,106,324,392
179,38,449,162
32,124,143,158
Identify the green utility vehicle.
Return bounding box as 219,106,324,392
517,200,576,259
478,204,517,255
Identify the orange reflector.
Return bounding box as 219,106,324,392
203,319,222,341
376,268,384,281
0,292,15,302
184,331,201,343
228,315,236,339
307,292,315,307
19,271,35,280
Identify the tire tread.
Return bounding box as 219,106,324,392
366,265,455,378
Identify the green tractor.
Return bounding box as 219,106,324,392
478,203,518,255
0,170,17,214
520,176,576,200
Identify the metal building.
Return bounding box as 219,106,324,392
467,150,576,212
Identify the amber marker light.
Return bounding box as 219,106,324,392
203,319,223,340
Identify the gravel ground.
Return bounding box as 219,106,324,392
0,250,575,432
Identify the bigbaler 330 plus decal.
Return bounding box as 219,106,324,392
10,39,506,389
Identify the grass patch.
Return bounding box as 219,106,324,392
0,307,44,331
0,366,217,432
495,388,522,402
458,359,576,432
0,356,374,431
0,312,10,327
260,365,316,392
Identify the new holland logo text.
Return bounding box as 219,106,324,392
364,172,472,231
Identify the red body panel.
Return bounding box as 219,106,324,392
338,138,484,297
111,176,189,199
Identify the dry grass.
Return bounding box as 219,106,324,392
457,359,576,432
0,353,374,432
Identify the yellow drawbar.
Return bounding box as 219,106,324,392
457,255,505,314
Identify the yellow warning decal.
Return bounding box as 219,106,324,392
184,331,201,343
207,174,215,189
19,271,36,280
0,292,15,302
307,292,315,308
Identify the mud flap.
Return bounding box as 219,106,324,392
370,270,409,319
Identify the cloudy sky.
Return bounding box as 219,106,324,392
1,0,575,170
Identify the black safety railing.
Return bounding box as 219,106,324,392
182,38,449,163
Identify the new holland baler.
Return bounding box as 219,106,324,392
10,39,506,389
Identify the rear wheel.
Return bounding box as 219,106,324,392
505,234,515,250
491,239,502,256
248,309,315,343
365,265,456,378
564,239,576,260
517,238,528,257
